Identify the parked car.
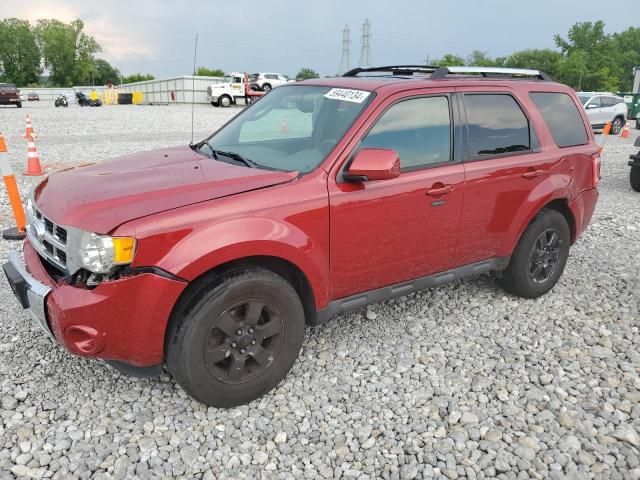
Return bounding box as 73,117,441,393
630,136,640,192
249,72,292,92
636,111,640,130
4,66,600,407
578,92,627,134
27,92,40,101
0,83,22,108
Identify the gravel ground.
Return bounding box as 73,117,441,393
0,103,638,480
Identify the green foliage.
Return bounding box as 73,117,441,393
121,73,155,84
92,58,120,85
431,22,639,92
196,67,225,77
431,54,466,67
295,68,319,80
0,18,42,85
35,19,101,86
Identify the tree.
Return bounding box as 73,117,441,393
466,50,499,67
610,27,640,91
92,58,120,85
431,54,466,67
295,68,319,80
554,21,622,91
35,19,100,86
195,66,225,77
502,49,564,79
121,73,154,84
0,18,42,85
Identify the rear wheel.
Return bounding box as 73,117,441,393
631,166,640,192
611,117,624,135
501,209,570,298
166,268,305,407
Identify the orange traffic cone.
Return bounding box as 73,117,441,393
24,134,44,176
23,114,35,139
0,133,27,240
281,117,289,134
621,121,630,138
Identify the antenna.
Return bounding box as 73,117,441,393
191,33,198,145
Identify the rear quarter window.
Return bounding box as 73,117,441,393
529,92,588,148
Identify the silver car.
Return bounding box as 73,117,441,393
578,92,628,134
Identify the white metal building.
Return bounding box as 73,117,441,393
117,75,225,104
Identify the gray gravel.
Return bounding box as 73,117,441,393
0,103,639,479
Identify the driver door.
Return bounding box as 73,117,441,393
328,91,464,299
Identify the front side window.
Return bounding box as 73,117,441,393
587,97,602,108
202,85,373,173
529,92,588,148
463,94,530,157
360,96,452,169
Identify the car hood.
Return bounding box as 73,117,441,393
34,145,297,234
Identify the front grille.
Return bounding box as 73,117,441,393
27,204,69,274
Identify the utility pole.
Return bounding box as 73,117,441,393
359,19,372,68
338,25,351,75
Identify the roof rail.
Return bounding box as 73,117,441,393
343,65,438,77
430,66,551,81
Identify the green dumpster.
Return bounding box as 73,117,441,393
617,92,640,119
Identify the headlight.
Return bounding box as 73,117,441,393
78,232,136,274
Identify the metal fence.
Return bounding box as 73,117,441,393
18,75,225,105
117,75,225,104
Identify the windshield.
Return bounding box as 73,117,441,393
201,85,373,173
578,95,591,105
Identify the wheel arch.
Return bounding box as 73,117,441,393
164,255,318,356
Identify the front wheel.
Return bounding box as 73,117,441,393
631,166,640,192
501,209,570,298
16,102,22,108
611,117,624,135
262,83,272,93
166,268,305,407
220,95,231,107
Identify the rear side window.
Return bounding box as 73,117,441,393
463,94,530,157
530,92,588,148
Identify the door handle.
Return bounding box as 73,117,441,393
522,169,545,179
426,184,454,196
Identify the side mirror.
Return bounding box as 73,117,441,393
344,148,400,182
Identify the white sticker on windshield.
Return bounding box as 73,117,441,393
324,88,370,103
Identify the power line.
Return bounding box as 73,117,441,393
359,19,372,68
338,25,351,75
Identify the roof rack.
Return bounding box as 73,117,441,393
430,66,551,81
343,65,438,77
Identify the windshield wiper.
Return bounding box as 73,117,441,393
211,149,258,168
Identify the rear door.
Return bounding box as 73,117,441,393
329,90,465,299
454,87,558,264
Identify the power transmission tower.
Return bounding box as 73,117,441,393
338,25,351,75
359,19,372,68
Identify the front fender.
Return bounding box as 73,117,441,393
133,217,330,309
498,174,575,256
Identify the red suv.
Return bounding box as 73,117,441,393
4,66,599,407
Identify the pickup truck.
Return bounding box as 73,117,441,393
0,83,22,108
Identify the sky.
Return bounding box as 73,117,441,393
3,0,637,78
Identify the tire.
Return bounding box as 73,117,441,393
220,95,231,108
611,116,624,135
16,102,22,108
631,166,640,192
501,209,570,299
262,83,272,93
211,100,220,107
166,268,305,407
